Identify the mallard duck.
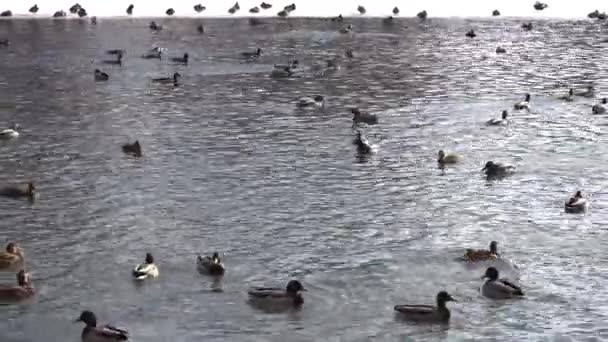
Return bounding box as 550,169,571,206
487,110,508,126
171,53,189,65
274,60,298,70
492,9,501,16
149,21,162,31
331,14,344,22
393,7,400,15
0,39,9,47
559,89,574,102
29,5,39,14
249,6,260,13
277,10,288,17
241,48,262,59
126,4,133,15
0,10,12,17
417,10,428,20
352,108,378,125
103,52,123,66
297,95,325,109
132,253,159,280
194,4,206,13
228,2,240,14
196,253,225,276
0,243,25,272
437,150,459,164
53,10,67,18
575,86,594,98
354,130,372,155
588,10,600,18
357,5,366,15
261,2,272,9
480,267,524,299
69,3,81,14
513,93,531,110
339,24,353,34
482,161,515,179
522,22,533,31
394,291,456,322
94,69,109,82
592,98,607,114
0,270,35,304
565,190,588,213
0,123,20,139
534,1,548,10
496,46,507,54
0,182,35,199
248,280,306,307
77,7,87,17
121,141,142,157
75,311,129,342
382,16,395,25
465,29,476,38
152,72,181,86
166,8,175,16
464,241,499,262
284,3,296,12
142,47,162,59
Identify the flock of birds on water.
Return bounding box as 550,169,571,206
1,0,608,341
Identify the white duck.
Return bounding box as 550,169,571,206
132,253,159,280
480,267,524,299
0,124,20,139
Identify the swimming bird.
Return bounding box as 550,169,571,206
513,93,531,110
393,7,399,15
149,21,162,31
521,22,533,31
228,2,240,14
103,51,123,66
75,311,129,342
106,49,125,55
0,123,20,139
197,24,204,33
464,241,499,262
480,267,524,299
53,10,66,18
270,66,295,78
297,95,325,109
142,47,162,59
94,69,109,82
69,3,81,14
575,86,594,98
592,98,607,114
598,12,607,20
0,10,12,17
152,72,181,86
466,29,476,38
132,253,159,280
339,24,353,34
277,10,288,17
565,190,588,213
0,182,35,199
0,243,25,272
487,110,508,126
332,14,344,22
196,253,225,276
166,8,175,16
437,150,459,165
394,291,456,322
534,1,548,11
358,6,366,15
250,6,260,13
261,2,272,9
0,39,8,47
482,161,515,179
248,280,306,307
77,7,87,17
121,141,142,157
29,5,39,14
588,10,600,18
354,130,372,155
0,270,35,304
241,48,262,59
194,4,206,13
284,3,296,12
352,108,378,125
496,46,506,54
417,10,428,20
126,4,133,15
493,9,501,16
171,53,189,65
559,89,574,102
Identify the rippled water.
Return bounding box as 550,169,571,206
1,17,608,341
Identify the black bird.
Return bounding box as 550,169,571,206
126,4,134,15
492,9,500,16
94,69,109,81
417,10,427,20
284,3,296,12
357,5,366,15
107,49,125,55
277,10,288,17
228,2,240,14
331,14,343,22
534,1,548,10
69,3,81,14
91,16,97,24
522,22,533,31
250,6,260,13
353,130,372,155
197,24,204,34
29,5,39,14
122,141,142,157
152,72,181,86
261,2,272,9
166,8,175,16
149,21,162,31
0,39,9,47
241,48,262,59
393,7,399,15
0,10,12,17
171,53,189,65
77,7,87,17
53,10,66,17
103,52,123,66
466,29,476,38
194,4,206,13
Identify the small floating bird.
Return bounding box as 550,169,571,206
94,69,109,82
482,161,515,179
352,108,378,125
103,51,123,66
248,280,306,307
75,311,129,342
575,86,594,98
270,66,295,78
393,7,399,15
261,2,272,9
149,21,162,31
228,2,240,14
197,24,204,33
592,98,607,114
522,22,533,31
496,46,506,54
53,10,66,18
417,10,428,20
196,253,225,276
69,3,81,14
152,72,181,86
0,182,35,199
0,270,35,304
480,267,524,299
332,14,344,22
0,243,25,272
241,48,262,59
493,9,501,16
464,241,499,262
132,253,159,280
194,4,206,13
284,3,296,12
513,93,531,110
166,8,175,16
0,10,12,17
250,6,260,13
339,24,353,34
598,12,607,20
487,110,508,126
534,1,548,11
77,7,87,17
107,49,125,55
565,190,588,213
354,130,372,155
357,5,366,15
437,150,459,165
0,39,8,47
559,89,574,102
0,123,20,139
29,5,39,14
277,10,288,17
91,16,97,24
171,53,189,65
297,95,325,109
394,291,456,322
465,29,476,38
142,47,162,59
126,4,133,15
382,16,395,25
121,141,142,157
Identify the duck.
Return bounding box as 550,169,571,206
166,8,175,16
284,3,296,12
277,10,288,17
0,10,11,17
0,123,20,139
0,270,35,304
339,24,353,34
534,1,548,10
437,150,459,165
393,7,400,15
69,3,81,14
153,72,181,86
495,46,506,54
250,6,260,13
248,280,306,307
94,69,109,82
261,2,272,9
75,311,129,342
352,108,378,125
103,51,123,66
565,190,588,213
196,253,225,276
522,22,533,31
77,7,87,17
228,2,240,14
492,9,501,16
465,29,476,38
464,241,499,262
394,291,456,322
383,16,394,25
513,93,531,110
487,110,508,126
53,10,67,18
345,49,355,59
357,5,366,15
142,47,162,59
197,24,204,34
121,141,142,157
588,10,599,18
480,267,524,299
241,48,262,59
29,5,39,14
171,53,189,65
598,12,607,20
0,39,9,47
0,243,25,272
559,89,574,102
482,161,515,179
0,182,35,199
107,49,125,56
354,130,372,155
274,60,298,70
149,21,162,31
194,4,206,13
297,95,325,109
126,4,133,15
249,18,263,26
575,86,594,98
332,14,344,22
592,98,607,114
132,253,159,280
417,10,428,20
270,66,295,78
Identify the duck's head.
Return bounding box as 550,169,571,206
291,60,299,68
351,108,361,119
173,72,182,81
436,291,456,306
568,89,574,96
524,93,531,101
17,270,30,286
489,241,498,253
6,242,17,253
286,280,306,295
502,110,508,119
256,48,262,55
211,252,221,263
438,150,445,161
601,98,607,104
75,310,97,327
27,182,35,195
574,190,583,198
482,267,499,281
145,253,154,264
314,95,324,103
482,161,495,171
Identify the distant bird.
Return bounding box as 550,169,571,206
250,6,260,13
171,53,189,65
53,10,66,18
122,141,142,157
496,46,506,54
332,14,344,22
394,291,456,322
274,60,298,70
352,108,378,125
383,16,395,25
241,48,262,59
69,3,81,14
588,10,600,18
575,86,594,98
149,21,162,31
339,24,353,34
106,49,125,55
466,29,476,38
228,2,240,14
0,242,25,272
0,39,9,47
417,10,428,20
284,3,296,12
196,253,225,276
248,280,306,308
91,16,97,24
77,7,87,17
270,66,295,78
492,9,501,16
592,98,607,114
126,4,133,15
393,7,399,15
297,95,325,109
598,12,607,20
197,24,204,34
482,161,515,179
480,267,524,299
261,2,272,9
437,150,459,165
103,51,123,65
142,47,162,59
0,10,12,17
94,69,109,82
559,89,574,102
277,10,288,17
534,1,548,11
354,130,372,155
522,22,533,31
0,270,35,304
132,253,159,280
514,94,531,110
249,18,263,25
357,5,366,15
29,5,39,14
487,110,508,126
565,190,588,213
464,241,499,262
75,311,129,342
0,182,35,199
152,72,181,86
166,8,175,16
0,123,20,139
345,49,354,59
194,4,206,13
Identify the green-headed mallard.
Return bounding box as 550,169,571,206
248,280,306,308
75,311,129,342
480,267,524,299
394,291,456,322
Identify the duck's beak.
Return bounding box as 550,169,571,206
301,288,308,292
74,318,82,323
449,296,457,302
481,166,487,171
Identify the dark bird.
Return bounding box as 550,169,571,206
357,5,366,15
106,49,125,55
122,141,142,157
352,108,378,125
69,3,81,14
53,10,66,17
166,8,175,16
534,1,548,10
0,182,35,199
94,69,109,81
0,39,9,47
331,14,344,22
0,10,12,17
496,46,507,54
228,2,240,14
277,10,288,17
492,9,500,16
521,22,533,31
77,7,87,17
152,72,181,86
393,7,399,15
417,10,428,20
149,21,162,31
29,5,39,14
466,29,476,38
197,24,204,34
194,4,206,13
261,2,272,9
171,53,189,65
91,16,97,24
126,4,134,15
250,6,260,13
284,3,296,12
75,311,129,342
354,130,372,155
241,48,262,59
103,51,123,65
